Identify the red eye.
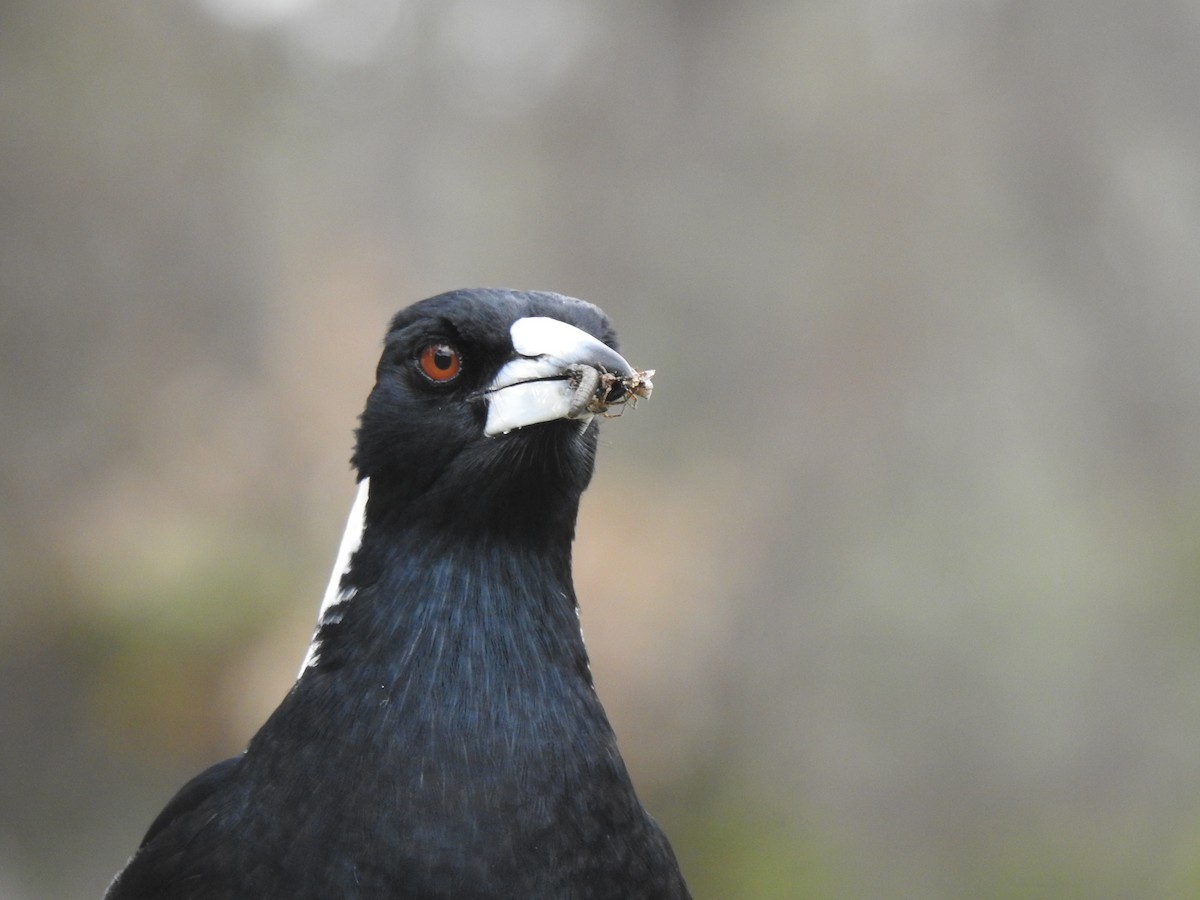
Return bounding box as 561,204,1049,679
418,343,462,382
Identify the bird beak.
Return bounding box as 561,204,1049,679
484,317,640,436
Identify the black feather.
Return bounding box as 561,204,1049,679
106,289,689,899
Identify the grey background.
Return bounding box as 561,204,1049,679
4,1,1200,896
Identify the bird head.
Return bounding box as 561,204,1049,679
350,288,646,540
108,287,688,898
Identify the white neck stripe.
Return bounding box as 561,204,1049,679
299,477,370,673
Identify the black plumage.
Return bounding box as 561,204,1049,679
106,289,690,899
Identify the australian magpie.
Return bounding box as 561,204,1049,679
106,289,690,899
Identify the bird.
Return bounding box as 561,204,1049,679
105,288,690,899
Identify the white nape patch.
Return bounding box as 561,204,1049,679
317,477,370,619
484,317,634,437
575,600,594,684
299,477,370,674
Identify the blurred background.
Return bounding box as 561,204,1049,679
4,0,1200,897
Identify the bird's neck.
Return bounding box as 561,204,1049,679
235,518,641,875
296,525,597,726
240,523,625,845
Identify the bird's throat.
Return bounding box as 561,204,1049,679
302,530,593,706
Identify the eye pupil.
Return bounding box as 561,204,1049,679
418,343,462,382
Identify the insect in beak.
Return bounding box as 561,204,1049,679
567,366,655,419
